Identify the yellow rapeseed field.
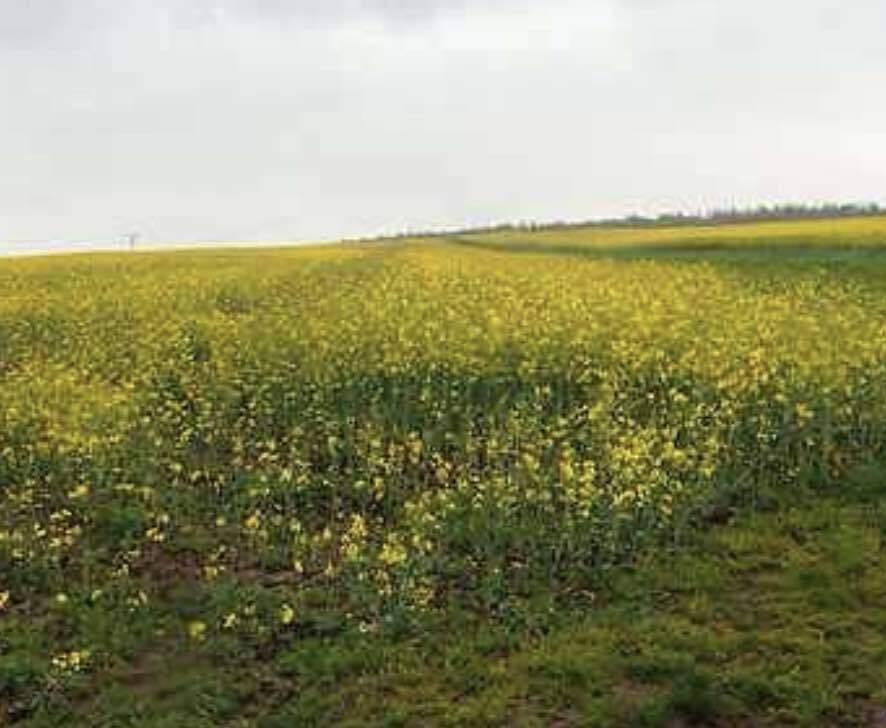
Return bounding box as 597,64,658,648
1,220,886,719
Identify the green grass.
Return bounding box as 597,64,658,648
15,464,882,727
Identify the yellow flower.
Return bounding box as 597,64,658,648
52,649,92,673
279,604,296,626
68,484,90,500
187,621,207,641
379,538,407,567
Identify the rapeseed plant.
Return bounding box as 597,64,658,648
2,225,886,706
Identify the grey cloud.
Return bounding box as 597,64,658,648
2,0,885,247
0,0,523,47
207,0,524,25
0,1,74,45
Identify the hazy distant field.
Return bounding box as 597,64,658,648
462,214,886,252
1,217,885,725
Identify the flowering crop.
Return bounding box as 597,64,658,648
2,221,886,710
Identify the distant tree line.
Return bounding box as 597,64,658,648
362,201,883,242
642,202,884,227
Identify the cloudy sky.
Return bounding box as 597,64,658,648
2,0,885,248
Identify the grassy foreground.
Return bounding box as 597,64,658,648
2,216,886,725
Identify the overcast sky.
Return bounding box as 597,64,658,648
2,0,885,247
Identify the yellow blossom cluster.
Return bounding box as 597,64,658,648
2,220,886,645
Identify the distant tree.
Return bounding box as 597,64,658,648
375,201,882,241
